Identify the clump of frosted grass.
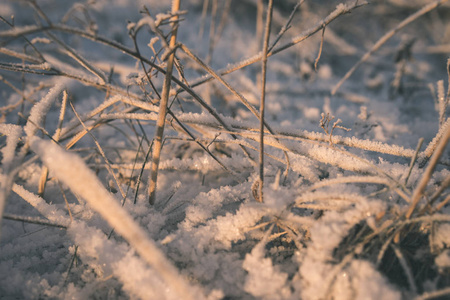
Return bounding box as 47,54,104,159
243,241,291,299
1,0,449,299
29,137,202,300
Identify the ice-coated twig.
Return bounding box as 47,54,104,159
297,190,370,205
0,124,23,238
11,183,71,227
307,175,394,192
332,0,450,95
22,83,66,197
0,124,22,176
24,83,65,138
98,111,419,159
38,90,69,197
0,47,43,64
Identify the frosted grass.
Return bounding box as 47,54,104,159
30,137,202,300
0,0,449,299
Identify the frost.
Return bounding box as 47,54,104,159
135,16,157,32
1,1,449,299
434,223,450,250
30,37,51,44
69,221,181,300
24,83,65,139
29,137,202,300
126,21,136,31
298,199,390,299
243,242,291,299
331,260,401,300
435,250,450,269
11,183,71,227
0,124,22,173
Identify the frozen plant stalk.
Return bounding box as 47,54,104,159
148,0,181,205
258,0,274,202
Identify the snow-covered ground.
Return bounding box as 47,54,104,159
1,0,450,299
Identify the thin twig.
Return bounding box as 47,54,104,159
148,0,181,205
392,244,418,294
129,25,230,176
214,0,232,51
419,118,450,167
415,287,450,300
38,90,69,197
2,213,68,228
206,0,218,64
406,125,450,219
434,193,450,213
256,0,264,49
331,0,450,95
27,0,53,26
404,138,424,185
186,1,368,90
99,111,421,159
268,0,304,53
314,25,326,71
198,0,209,41
180,43,291,175
69,100,126,199
258,0,273,203
418,175,450,215
46,31,107,84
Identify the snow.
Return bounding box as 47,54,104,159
243,241,291,299
1,0,450,299
29,137,201,299
332,260,401,300
436,250,450,269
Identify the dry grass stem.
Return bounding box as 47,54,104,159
406,125,450,219
148,0,181,205
185,1,368,90
69,100,126,199
1,1,449,298
258,0,273,203
404,138,424,186
332,0,450,95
